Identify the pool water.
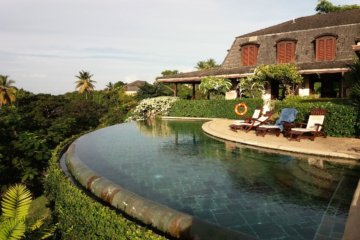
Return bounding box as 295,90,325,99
73,120,359,240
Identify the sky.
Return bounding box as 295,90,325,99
0,0,358,94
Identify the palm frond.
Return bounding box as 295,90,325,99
0,218,26,240
1,184,32,220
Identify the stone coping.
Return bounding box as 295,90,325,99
65,141,255,240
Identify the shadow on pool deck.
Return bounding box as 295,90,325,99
202,118,360,240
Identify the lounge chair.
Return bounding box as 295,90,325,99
256,108,298,137
231,111,273,132
288,108,327,141
229,107,262,131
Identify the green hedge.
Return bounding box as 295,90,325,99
274,98,359,137
45,137,166,240
168,99,264,119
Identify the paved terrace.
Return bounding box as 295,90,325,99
202,119,360,162
202,118,360,240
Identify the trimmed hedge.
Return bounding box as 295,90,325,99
273,98,359,137
45,137,166,240
168,99,264,119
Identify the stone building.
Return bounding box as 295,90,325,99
157,9,360,99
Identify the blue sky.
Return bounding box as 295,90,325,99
0,0,358,94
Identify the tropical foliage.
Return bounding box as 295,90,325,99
346,59,360,107
75,70,96,99
0,184,54,240
0,75,17,107
238,77,265,98
136,82,173,100
315,0,360,13
195,58,220,70
0,87,136,194
198,76,231,99
248,64,303,97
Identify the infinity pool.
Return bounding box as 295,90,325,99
72,120,359,240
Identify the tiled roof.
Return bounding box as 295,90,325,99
238,9,360,38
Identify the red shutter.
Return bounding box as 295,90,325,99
325,38,335,60
277,42,286,63
316,36,336,61
242,47,249,66
242,45,258,66
317,39,325,61
285,42,293,62
249,46,255,65
277,41,295,63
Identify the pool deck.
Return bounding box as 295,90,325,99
202,118,360,240
202,119,360,162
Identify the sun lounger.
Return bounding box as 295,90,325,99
288,108,327,141
256,108,298,137
229,107,262,131
232,111,273,132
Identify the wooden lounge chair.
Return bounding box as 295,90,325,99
288,108,327,141
256,108,298,137
232,111,273,132
229,107,262,131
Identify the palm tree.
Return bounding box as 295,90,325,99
195,58,219,70
75,71,96,100
105,82,114,92
0,75,17,107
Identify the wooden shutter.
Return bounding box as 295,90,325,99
316,36,336,61
242,45,258,66
242,47,249,66
277,41,295,63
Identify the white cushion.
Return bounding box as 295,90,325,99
259,125,280,129
306,115,325,130
232,120,245,125
291,128,312,132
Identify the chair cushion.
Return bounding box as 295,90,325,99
291,128,312,132
306,115,325,130
258,125,280,129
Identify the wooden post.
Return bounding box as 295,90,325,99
192,83,196,99
174,83,178,97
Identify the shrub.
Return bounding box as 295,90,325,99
127,96,178,121
168,99,264,119
275,98,359,137
45,138,165,240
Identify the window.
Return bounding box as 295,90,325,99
316,36,336,61
277,41,296,63
241,44,259,66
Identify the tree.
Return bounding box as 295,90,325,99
249,64,303,98
75,71,96,100
136,82,172,100
195,58,220,70
161,70,179,76
0,75,17,107
105,82,114,92
238,77,265,98
198,76,231,99
346,59,360,106
315,0,360,13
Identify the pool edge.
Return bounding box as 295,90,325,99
65,141,256,240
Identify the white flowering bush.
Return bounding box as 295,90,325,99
127,96,179,121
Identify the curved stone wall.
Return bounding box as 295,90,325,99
65,141,255,240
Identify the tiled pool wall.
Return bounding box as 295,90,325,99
65,143,255,240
